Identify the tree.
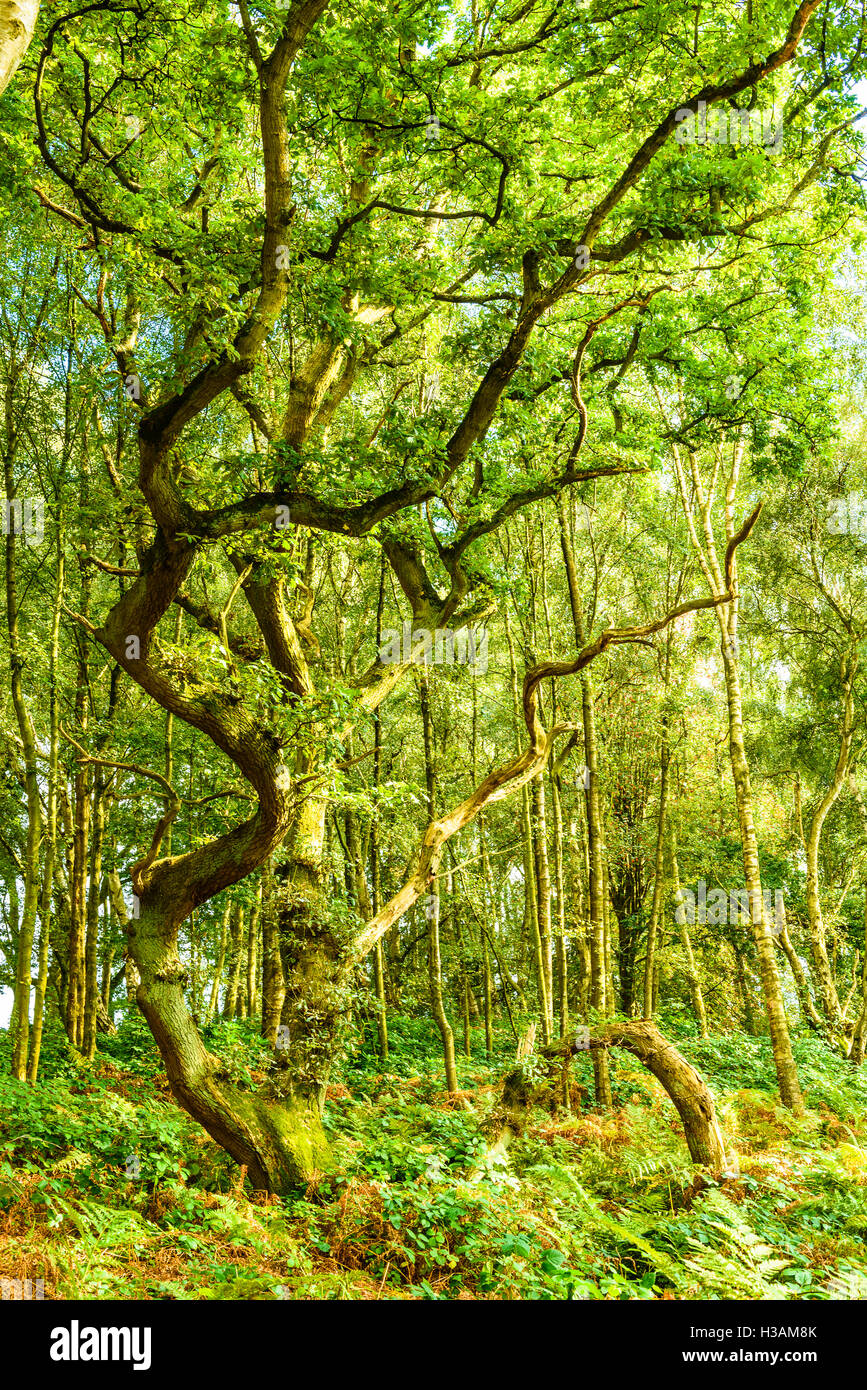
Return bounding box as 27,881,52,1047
3,0,865,1187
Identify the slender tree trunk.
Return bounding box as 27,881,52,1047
531,772,554,1039
224,902,244,1019
260,862,285,1043
643,732,670,1017
671,442,802,1111
27,524,64,1080
66,445,93,1050
776,918,823,1031
521,783,549,1038
419,668,458,1092
5,439,43,1080
106,869,139,1005
582,676,612,1106
370,792,389,1060
848,880,867,1065
426,886,458,1091
477,809,499,1057
669,833,708,1037
208,901,231,1025
603,853,618,1010
722,637,803,1110
481,923,493,1059
25,517,63,1078
550,771,569,1039
370,556,389,1056
506,612,550,1038
794,652,855,1034
247,884,261,1019
557,494,611,1106
569,811,591,1018
83,779,109,1059
66,748,91,1048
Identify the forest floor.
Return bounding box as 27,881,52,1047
1,1014,866,1301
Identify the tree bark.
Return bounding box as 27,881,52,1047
5,405,43,1080
260,863,284,1044
721,637,802,1110
223,901,244,1019
419,668,459,1092
848,880,867,1065
504,1021,733,1174
0,0,38,96
557,494,611,1105
550,769,569,1039
669,833,708,1037
207,900,230,1026
794,650,855,1035
643,730,670,1017
531,771,555,1038
28,530,64,1081
603,1022,731,1171
672,443,802,1112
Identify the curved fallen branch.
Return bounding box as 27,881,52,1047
500,1020,735,1176
599,1021,733,1173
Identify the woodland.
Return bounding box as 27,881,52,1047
1,0,867,1304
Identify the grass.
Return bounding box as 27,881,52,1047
1,1012,866,1300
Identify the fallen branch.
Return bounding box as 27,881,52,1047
499,1020,735,1175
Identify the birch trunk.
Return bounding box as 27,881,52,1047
0,0,38,95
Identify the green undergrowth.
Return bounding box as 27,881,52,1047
1,1014,865,1300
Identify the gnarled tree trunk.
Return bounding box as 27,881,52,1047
131,805,334,1192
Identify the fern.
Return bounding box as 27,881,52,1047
680,1190,792,1299
50,1149,92,1175
826,1266,867,1300
622,1150,692,1187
